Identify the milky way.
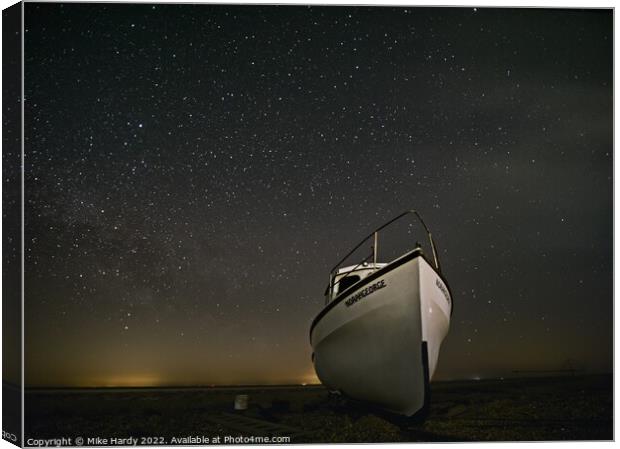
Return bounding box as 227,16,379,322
21,4,612,386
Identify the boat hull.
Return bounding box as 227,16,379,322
310,252,451,417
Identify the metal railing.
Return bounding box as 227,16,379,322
325,210,441,301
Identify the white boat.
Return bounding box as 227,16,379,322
310,210,452,418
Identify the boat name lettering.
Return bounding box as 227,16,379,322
436,278,450,304
345,280,387,307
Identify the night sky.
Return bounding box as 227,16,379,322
21,4,612,387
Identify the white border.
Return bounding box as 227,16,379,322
0,2,615,449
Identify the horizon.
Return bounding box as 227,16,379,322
17,368,613,390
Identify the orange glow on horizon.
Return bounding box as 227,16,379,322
76,375,165,388
61,372,321,389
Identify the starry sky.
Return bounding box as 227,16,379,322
21,3,612,387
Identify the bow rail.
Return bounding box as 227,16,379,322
326,210,441,301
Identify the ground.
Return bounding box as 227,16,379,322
21,375,612,444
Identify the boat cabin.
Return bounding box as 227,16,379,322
326,262,387,303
